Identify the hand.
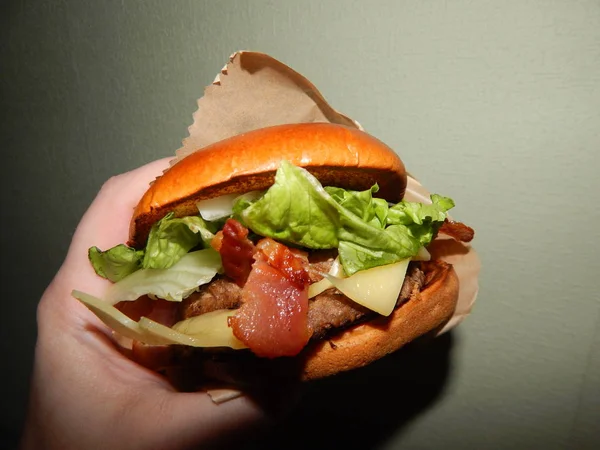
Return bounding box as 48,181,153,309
21,159,277,450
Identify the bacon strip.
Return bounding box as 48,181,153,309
213,219,256,287
255,238,309,288
229,238,311,358
439,219,475,243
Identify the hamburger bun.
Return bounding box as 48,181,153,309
129,122,407,248
125,122,459,381
299,260,458,380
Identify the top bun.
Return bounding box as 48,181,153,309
129,123,407,248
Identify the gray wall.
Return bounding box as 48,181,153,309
2,1,599,448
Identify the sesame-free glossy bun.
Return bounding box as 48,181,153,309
129,123,406,248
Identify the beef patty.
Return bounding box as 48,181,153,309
180,251,426,340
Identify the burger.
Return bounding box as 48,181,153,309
72,122,473,386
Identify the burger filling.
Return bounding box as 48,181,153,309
180,253,428,341
72,161,472,359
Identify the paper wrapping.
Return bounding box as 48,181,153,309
168,51,481,402
171,52,362,164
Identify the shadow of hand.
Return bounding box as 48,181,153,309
241,330,455,450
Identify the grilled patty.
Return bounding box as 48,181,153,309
180,252,426,340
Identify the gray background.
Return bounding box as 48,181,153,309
2,1,599,449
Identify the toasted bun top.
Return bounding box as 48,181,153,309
129,123,406,248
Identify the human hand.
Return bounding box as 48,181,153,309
21,159,277,450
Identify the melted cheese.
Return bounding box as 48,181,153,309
137,317,209,346
172,310,247,349
75,246,421,348
325,258,411,316
413,246,431,261
308,277,334,298
73,290,245,349
308,257,345,298
72,290,170,345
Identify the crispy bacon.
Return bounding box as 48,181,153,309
213,219,256,287
439,219,475,243
229,238,311,358
255,238,310,288
210,231,223,252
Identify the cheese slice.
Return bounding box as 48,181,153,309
308,256,346,298
413,246,431,261
72,290,245,349
325,258,411,316
172,310,247,349
138,316,240,348
72,290,170,345
308,277,335,298
75,251,415,348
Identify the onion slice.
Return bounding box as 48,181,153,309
196,193,240,221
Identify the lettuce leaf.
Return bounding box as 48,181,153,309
89,162,455,283
325,185,388,228
89,213,217,281
387,194,455,246
143,213,214,269
237,161,454,275
238,161,340,249
104,249,223,304
88,245,143,282
387,194,454,226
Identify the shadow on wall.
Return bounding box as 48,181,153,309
248,330,456,449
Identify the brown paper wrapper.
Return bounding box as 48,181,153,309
169,51,481,402
171,51,362,165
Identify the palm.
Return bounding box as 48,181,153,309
23,160,265,450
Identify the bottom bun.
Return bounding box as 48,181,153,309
299,261,459,380
159,260,459,391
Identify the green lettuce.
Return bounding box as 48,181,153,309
236,161,454,275
104,249,223,304
89,213,216,281
324,185,389,228
88,245,143,283
237,161,339,249
89,161,455,284
143,213,214,269
387,194,455,246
